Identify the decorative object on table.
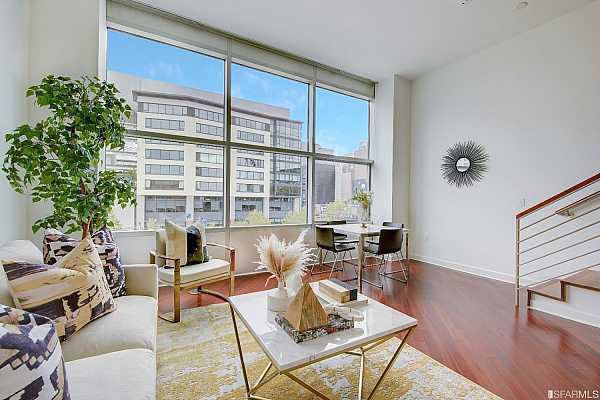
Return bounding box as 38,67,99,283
274,313,354,343
2,75,135,238
318,278,358,304
0,305,70,400
284,283,329,331
164,219,208,268
322,304,364,322
255,230,313,312
441,140,489,188
352,188,373,227
43,226,126,297
2,237,115,341
311,281,370,307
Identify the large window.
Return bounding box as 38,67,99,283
231,63,308,151
316,87,369,158
106,26,371,230
314,160,369,222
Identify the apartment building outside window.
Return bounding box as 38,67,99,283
106,28,371,230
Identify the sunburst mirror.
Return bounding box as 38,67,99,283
441,141,489,188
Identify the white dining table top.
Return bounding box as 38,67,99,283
315,223,409,236
229,287,417,372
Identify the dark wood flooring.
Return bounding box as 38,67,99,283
158,260,600,400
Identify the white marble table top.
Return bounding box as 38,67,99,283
229,289,417,372
314,223,409,236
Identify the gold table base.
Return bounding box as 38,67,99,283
229,304,413,400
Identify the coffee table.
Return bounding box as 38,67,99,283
227,287,417,400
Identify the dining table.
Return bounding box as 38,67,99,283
315,223,410,293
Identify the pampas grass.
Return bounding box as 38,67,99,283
255,229,313,286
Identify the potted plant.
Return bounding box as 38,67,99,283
2,75,136,238
352,188,373,228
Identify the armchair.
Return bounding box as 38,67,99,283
151,229,236,323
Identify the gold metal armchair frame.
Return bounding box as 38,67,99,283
150,243,235,323
197,289,414,400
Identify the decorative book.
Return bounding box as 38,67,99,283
275,313,354,343
318,279,358,303
310,282,369,307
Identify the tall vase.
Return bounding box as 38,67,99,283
360,206,369,228
267,278,290,312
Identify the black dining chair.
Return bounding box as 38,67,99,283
326,220,358,244
312,226,356,279
362,227,407,288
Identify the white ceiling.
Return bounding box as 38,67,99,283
134,0,593,81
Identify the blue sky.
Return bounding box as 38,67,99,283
107,29,368,156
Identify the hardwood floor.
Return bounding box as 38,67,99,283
158,260,600,399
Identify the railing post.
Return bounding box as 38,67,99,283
515,217,520,307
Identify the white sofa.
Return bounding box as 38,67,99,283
0,240,158,400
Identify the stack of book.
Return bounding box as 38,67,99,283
313,279,368,307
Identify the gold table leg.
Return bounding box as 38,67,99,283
365,328,413,400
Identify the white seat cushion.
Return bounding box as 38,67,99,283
66,349,155,400
61,295,157,362
159,258,230,285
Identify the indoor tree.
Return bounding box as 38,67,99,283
2,75,136,238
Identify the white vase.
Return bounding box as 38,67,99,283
267,279,290,312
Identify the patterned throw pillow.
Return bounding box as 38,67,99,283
43,226,126,297
2,238,116,341
165,220,208,267
0,305,70,399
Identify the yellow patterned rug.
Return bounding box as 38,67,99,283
157,304,501,400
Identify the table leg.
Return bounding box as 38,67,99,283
358,235,364,293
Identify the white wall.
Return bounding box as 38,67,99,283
0,0,30,243
372,75,411,225
410,1,600,283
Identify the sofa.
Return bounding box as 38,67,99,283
0,240,158,400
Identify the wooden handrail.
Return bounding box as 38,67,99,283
516,172,600,219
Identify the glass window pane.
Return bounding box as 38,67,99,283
107,29,225,141
104,137,225,229
231,63,308,151
230,149,307,226
315,87,369,158
314,160,369,222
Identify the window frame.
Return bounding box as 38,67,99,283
106,24,372,230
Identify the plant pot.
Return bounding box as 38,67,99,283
267,280,290,312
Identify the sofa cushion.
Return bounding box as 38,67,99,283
66,349,155,400
43,227,126,297
0,305,69,400
3,238,116,341
159,258,230,285
0,241,44,307
60,295,157,362
165,220,208,267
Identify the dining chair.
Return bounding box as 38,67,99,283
362,227,406,288
326,220,358,244
312,226,356,279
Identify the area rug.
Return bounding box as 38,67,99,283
157,304,501,400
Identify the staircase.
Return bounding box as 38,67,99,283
515,172,600,322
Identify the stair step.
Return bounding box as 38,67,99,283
527,280,564,303
561,269,600,292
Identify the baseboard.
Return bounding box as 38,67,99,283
528,304,600,329
412,254,516,284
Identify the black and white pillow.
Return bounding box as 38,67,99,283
43,226,126,297
0,304,70,399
